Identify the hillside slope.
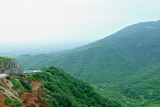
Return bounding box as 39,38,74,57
0,66,120,107
16,20,160,106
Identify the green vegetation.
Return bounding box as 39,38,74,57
26,66,121,107
19,77,32,92
4,97,12,105
0,57,12,63
6,76,22,90
6,75,32,95
4,97,23,107
12,100,23,107
16,20,160,106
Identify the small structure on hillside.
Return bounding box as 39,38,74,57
23,70,42,74
0,74,8,77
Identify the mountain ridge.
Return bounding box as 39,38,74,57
16,20,160,106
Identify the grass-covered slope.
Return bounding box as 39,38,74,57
26,66,121,107
16,20,160,106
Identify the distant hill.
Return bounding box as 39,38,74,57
16,20,160,106
0,66,120,107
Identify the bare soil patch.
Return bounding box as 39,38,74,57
21,79,49,107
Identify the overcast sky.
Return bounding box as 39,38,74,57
0,0,160,44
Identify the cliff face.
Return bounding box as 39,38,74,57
0,58,23,75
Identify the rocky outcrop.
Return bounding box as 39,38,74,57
0,58,23,75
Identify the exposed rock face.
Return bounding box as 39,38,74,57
0,58,23,75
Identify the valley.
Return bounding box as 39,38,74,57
1,0,159,106
16,20,160,106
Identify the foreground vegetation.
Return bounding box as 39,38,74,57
25,66,121,107
2,66,121,107
4,97,23,107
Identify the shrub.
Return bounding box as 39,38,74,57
12,100,23,107
6,76,11,80
4,97,12,105
10,78,21,90
19,77,32,92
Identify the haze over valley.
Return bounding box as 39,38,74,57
1,0,160,56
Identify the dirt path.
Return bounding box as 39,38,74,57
21,79,49,107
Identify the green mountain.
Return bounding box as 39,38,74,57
16,20,160,106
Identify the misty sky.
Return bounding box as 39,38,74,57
0,0,160,44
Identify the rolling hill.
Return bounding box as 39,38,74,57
0,66,120,107
16,20,160,106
